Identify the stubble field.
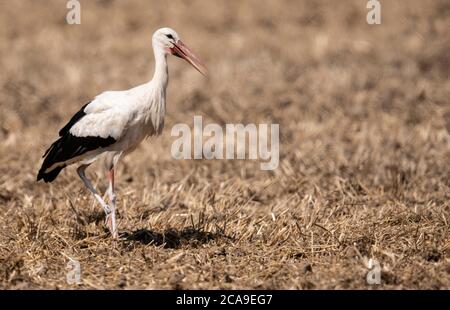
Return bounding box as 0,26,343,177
0,0,449,289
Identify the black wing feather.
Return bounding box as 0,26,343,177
37,133,116,183
58,102,90,136
37,102,116,183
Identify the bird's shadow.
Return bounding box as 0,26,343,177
71,208,230,248
120,228,224,248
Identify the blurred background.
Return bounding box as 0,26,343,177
0,0,448,289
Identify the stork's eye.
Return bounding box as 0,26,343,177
166,34,174,40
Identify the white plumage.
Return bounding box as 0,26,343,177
37,27,207,238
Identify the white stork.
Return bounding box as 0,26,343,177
37,27,207,238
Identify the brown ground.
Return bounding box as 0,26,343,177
0,0,449,289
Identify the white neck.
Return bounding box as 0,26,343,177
151,44,169,88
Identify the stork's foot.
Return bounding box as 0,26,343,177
105,212,118,239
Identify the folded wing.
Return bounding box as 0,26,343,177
37,92,131,183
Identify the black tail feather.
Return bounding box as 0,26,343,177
37,136,67,183
37,165,65,183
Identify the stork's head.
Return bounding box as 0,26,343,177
152,27,208,76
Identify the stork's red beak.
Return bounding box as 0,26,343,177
171,40,208,76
